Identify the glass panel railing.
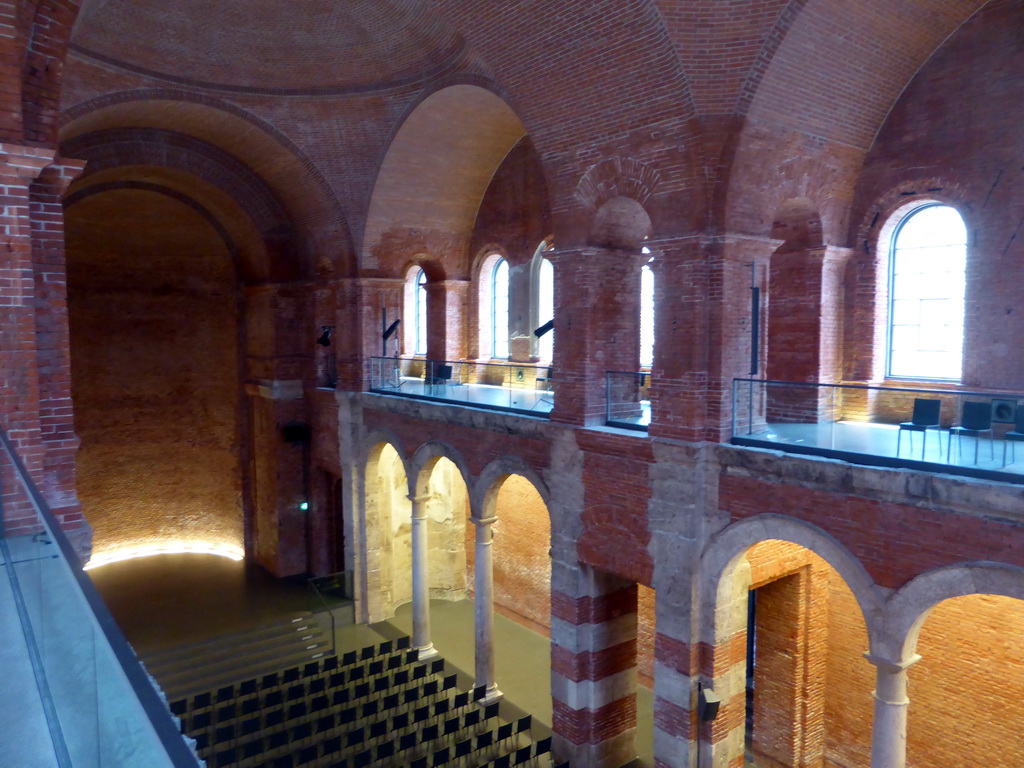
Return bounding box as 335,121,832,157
606,371,651,431
0,428,200,767
732,378,1024,482
369,356,554,416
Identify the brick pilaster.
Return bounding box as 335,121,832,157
551,566,639,768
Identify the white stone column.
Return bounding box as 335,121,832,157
865,653,920,768
410,493,437,658
473,515,503,702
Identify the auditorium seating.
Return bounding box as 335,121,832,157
170,635,567,768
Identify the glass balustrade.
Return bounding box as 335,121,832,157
606,371,651,431
0,428,200,767
369,357,554,416
732,378,1024,483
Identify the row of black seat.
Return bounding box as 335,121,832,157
193,673,466,752
181,656,444,732
209,712,547,768
171,636,416,717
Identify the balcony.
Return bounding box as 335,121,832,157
731,379,1024,484
368,357,554,416
0,428,199,767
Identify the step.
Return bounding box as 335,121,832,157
145,614,334,699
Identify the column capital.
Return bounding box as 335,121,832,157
471,515,498,528
863,652,921,674
408,493,431,504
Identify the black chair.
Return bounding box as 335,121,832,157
399,732,417,752
298,745,319,766
454,739,472,759
192,711,211,730
396,636,411,650
514,746,532,765
427,363,454,396
948,400,994,464
282,666,300,683
535,736,552,756
241,697,260,715
377,741,395,760
493,754,511,768
323,656,339,672
433,746,451,767
476,731,494,750
472,684,486,702
170,698,188,716
342,650,358,666
379,639,393,655
216,685,234,702
1003,404,1024,466
897,398,943,459
533,366,554,410
193,692,212,709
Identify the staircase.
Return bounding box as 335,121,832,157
144,611,335,701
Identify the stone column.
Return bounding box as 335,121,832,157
410,493,438,659
865,653,920,768
472,515,503,702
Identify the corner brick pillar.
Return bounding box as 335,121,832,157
766,245,852,422
472,514,502,702
548,247,645,426
409,493,438,659
244,284,312,577
865,653,920,768
0,144,56,534
30,158,89,548
359,276,404,387
425,279,469,366
551,565,639,768
645,236,716,442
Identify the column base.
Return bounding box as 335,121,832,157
476,683,503,704
414,642,439,660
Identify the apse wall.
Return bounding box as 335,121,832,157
849,0,1024,391
66,188,243,562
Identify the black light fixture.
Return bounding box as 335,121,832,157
383,319,401,341
316,326,334,346
533,319,554,338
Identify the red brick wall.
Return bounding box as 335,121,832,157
466,474,551,635
849,0,1024,392
66,188,243,558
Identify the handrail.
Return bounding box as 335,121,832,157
733,377,1024,399
0,428,200,767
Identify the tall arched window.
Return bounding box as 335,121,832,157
537,257,554,363
491,258,509,359
640,254,654,368
415,268,427,355
888,204,967,380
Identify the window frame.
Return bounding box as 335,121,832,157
885,202,967,382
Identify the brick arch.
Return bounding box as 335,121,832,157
884,561,1024,663
59,89,354,277
699,513,884,647
844,180,972,382
64,180,241,275
21,0,82,144
64,128,291,283
575,156,662,213
724,0,987,243
361,429,412,477
363,83,527,275
472,455,551,521
410,440,473,500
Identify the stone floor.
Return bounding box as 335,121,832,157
89,553,656,766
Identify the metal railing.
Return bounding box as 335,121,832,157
731,378,1024,482
369,356,554,416
0,428,200,767
307,570,355,657
606,371,651,431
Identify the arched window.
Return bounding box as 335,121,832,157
888,204,967,380
415,268,427,355
640,253,654,368
491,258,509,359
537,257,554,363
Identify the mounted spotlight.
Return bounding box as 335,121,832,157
382,319,401,341
533,319,554,338
316,326,334,346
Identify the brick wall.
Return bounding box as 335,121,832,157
66,187,243,558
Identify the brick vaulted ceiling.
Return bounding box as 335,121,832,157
69,0,464,94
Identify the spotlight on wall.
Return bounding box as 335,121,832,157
316,326,335,346
533,319,554,338
698,684,721,722
382,319,401,341
299,501,309,511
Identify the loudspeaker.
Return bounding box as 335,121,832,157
992,399,1017,424
282,423,311,444
698,686,721,722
